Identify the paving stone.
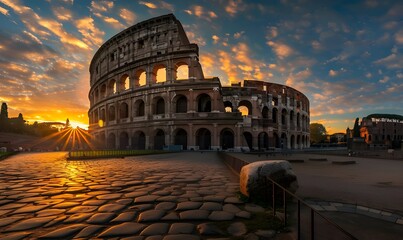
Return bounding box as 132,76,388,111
98,203,126,212
203,195,226,202
67,205,98,213
125,191,149,198
82,199,107,206
223,204,241,213
65,186,87,193
153,190,171,196
116,198,133,205
0,203,27,210
12,204,48,214
138,209,166,222
197,223,225,235
112,211,137,222
209,211,235,221
38,224,86,239
86,212,116,224
130,204,154,211
75,225,105,238
135,195,160,203
121,236,145,240
244,203,265,213
64,213,93,223
99,222,147,237
168,223,195,234
179,210,210,220
43,215,67,228
224,197,243,204
200,202,223,211
0,232,32,240
96,193,123,200
236,211,251,219
161,212,179,221
255,230,276,238
176,201,202,211
157,196,178,202
52,201,81,209
145,236,163,240
244,233,259,240
18,196,46,203
140,223,170,236
51,193,75,199
4,216,56,232
227,222,247,236
36,208,66,217
155,202,176,211
0,217,25,227
163,234,201,240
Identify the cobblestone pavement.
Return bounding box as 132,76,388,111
0,152,277,240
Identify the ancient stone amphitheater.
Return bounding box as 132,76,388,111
88,14,310,151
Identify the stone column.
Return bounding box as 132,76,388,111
212,123,219,150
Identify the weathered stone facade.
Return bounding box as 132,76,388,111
359,114,403,148
88,14,310,150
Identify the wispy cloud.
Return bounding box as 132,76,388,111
184,5,217,21
119,8,136,25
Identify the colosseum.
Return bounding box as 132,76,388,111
88,14,310,151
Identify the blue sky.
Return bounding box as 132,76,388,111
0,0,402,132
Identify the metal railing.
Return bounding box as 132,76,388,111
219,152,358,240
68,149,166,159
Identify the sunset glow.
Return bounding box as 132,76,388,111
0,0,402,133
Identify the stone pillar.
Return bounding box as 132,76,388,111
188,89,195,113
188,123,195,150
235,124,242,151
212,123,219,150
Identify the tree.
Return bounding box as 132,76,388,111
0,102,9,131
65,118,71,129
353,118,361,138
310,123,327,144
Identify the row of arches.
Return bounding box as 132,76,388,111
96,128,309,150
91,63,190,104
90,93,213,124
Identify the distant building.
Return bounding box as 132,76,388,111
347,114,403,149
328,132,346,143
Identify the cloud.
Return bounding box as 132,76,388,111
266,41,293,59
139,1,158,9
218,50,238,84
52,6,73,21
90,1,114,12
120,8,136,25
374,53,403,69
233,31,244,39
395,29,403,44
0,6,9,15
183,25,206,46
329,69,337,77
184,5,217,21
212,35,220,44
378,76,389,83
225,0,246,16
75,17,104,47
266,26,278,39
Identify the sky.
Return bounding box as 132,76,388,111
0,0,402,133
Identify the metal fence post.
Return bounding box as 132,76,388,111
298,200,301,240
283,189,287,227
311,208,315,240
272,180,276,217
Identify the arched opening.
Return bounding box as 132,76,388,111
155,97,165,114
120,102,129,119
272,108,278,123
174,128,187,150
290,110,294,123
108,79,117,95
154,129,165,150
107,133,116,149
238,100,252,116
134,100,145,117
196,128,211,150
258,132,269,150
273,132,280,148
94,90,99,103
100,84,107,98
281,133,287,149
243,132,253,150
100,108,106,126
297,113,300,128
224,101,233,112
281,109,287,125
153,65,167,83
176,64,189,80
97,132,106,149
119,132,129,149
197,94,211,112
121,75,130,90
262,106,269,119
175,95,187,113
134,69,147,87
132,131,146,150
297,135,301,148
109,106,116,121
220,128,234,150
291,135,295,149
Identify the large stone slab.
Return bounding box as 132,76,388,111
240,160,298,201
